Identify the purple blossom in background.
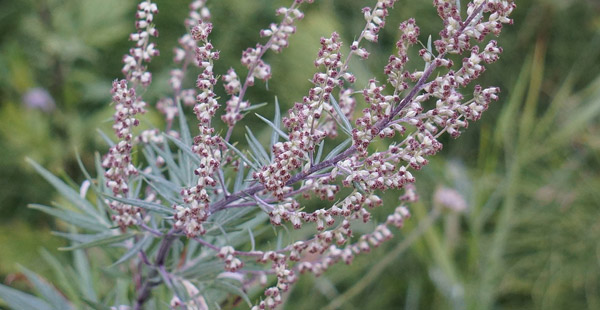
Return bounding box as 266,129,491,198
22,87,56,112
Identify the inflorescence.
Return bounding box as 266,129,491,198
104,0,515,308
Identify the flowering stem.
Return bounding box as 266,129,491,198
135,229,178,310
209,1,488,215
224,1,304,143
324,202,443,310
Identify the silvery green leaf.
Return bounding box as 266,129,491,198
28,204,108,232
96,129,115,147
323,138,352,162
19,266,73,310
427,35,432,54
248,227,256,251
164,133,201,167
211,200,257,227
270,98,282,157
114,278,131,307
73,247,97,302
179,260,223,279
150,141,184,186
425,35,433,71
59,232,135,251
94,152,106,192
52,231,115,244
352,181,367,195
27,158,106,224
39,249,80,304
175,101,195,185
75,150,100,193
276,230,284,250
245,126,270,166
233,160,246,192
105,195,175,215
74,153,109,222
211,279,252,308
177,100,192,147
329,95,352,135
0,284,54,310
223,141,259,171
205,225,243,237
255,113,289,141
240,101,268,112
185,238,201,261
81,299,111,310
314,140,325,164
139,172,182,205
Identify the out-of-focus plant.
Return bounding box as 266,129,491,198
0,0,515,309
0,0,135,224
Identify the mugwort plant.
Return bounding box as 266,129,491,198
5,0,514,309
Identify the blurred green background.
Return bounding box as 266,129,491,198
1,0,599,309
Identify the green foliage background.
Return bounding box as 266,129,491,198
0,0,599,309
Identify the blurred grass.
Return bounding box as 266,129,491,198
0,0,599,309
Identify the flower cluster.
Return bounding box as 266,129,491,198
173,19,223,238
254,32,346,200
96,0,515,309
102,1,160,229
222,1,311,134
434,0,514,54
361,0,397,42
246,1,512,308
158,1,211,128
122,1,159,87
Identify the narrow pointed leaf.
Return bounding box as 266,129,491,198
104,195,175,215
270,98,282,155
110,234,153,267
139,173,182,205
28,204,108,232
223,141,259,170
323,138,352,161
39,249,80,304
150,141,184,186
82,299,112,310
75,150,100,193
27,159,103,221
329,95,352,134
0,284,54,310
212,280,252,308
52,231,116,244
255,113,289,140
59,232,135,251
240,101,268,112
245,126,270,166
314,140,325,164
177,100,192,147
164,134,201,167
19,266,73,310
96,129,115,147
72,246,97,302
233,160,246,192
